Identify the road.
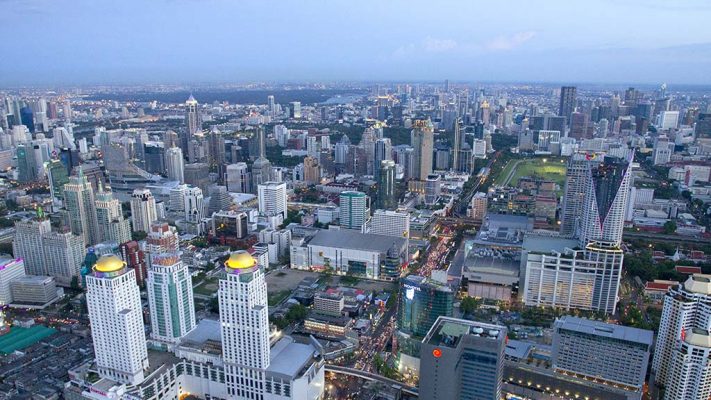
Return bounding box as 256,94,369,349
455,151,499,216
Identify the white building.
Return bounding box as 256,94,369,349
653,137,674,165
664,328,711,400
130,188,158,233
147,253,196,343
86,255,149,385
164,146,185,183
0,258,26,305
258,181,287,219
369,209,410,239
226,162,250,193
13,217,51,276
95,189,131,244
657,110,679,130
183,185,204,224
652,274,711,395
339,191,369,231
42,231,85,286
169,184,188,212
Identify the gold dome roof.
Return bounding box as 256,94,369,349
225,251,256,270
94,255,126,273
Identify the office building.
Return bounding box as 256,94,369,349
95,188,131,245
303,155,320,184
251,127,272,189
559,86,577,122
451,118,463,172
560,153,592,237
369,209,410,239
130,189,158,233
225,162,250,193
0,258,26,305
64,168,100,246
657,110,679,130
289,101,302,118
377,160,396,210
185,95,201,136
210,209,249,242
467,192,487,221
42,230,85,286
420,317,507,400
13,217,52,276
258,181,287,219
339,191,369,231
46,159,69,210
397,275,454,337
184,162,210,192
147,253,196,343
411,119,434,180
164,146,184,183
10,275,59,307
652,274,711,391
183,185,205,227
552,316,652,392
424,174,441,205
86,255,149,385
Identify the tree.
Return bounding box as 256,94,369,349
460,296,481,315
132,231,148,241
663,220,677,234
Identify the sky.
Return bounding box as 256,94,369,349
2,0,711,85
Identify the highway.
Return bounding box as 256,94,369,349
325,365,419,396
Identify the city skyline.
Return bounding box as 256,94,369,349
2,0,711,85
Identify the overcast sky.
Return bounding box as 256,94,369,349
2,0,711,85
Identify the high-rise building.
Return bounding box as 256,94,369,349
63,169,100,246
207,127,226,178
164,146,185,183
219,251,270,398
303,155,320,185
552,316,652,392
579,156,631,247
652,274,711,394
42,230,85,286
559,86,577,123
185,95,201,136
147,253,196,343
95,188,131,244
13,216,52,276
370,209,410,238
46,159,69,211
119,241,148,288
184,162,210,192
424,174,441,205
86,255,149,385
145,222,180,257
560,153,592,237
257,181,287,219
419,317,506,400
397,275,454,337
225,162,250,193
339,191,369,231
289,101,302,119
376,160,396,210
16,144,37,183
410,119,434,180
251,127,272,191
451,118,463,171
0,258,26,305
130,189,158,233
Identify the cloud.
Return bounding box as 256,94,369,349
392,37,457,58
485,31,536,50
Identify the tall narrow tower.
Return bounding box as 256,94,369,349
147,253,196,343
411,119,434,180
185,94,201,136
219,251,270,399
63,168,100,246
85,255,148,385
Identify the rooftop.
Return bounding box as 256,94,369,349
424,316,506,349
267,337,319,379
308,229,406,253
683,274,711,295
555,316,653,345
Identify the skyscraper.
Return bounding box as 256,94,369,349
207,127,226,179
42,231,85,286
147,253,196,343
86,255,149,385
164,146,185,183
46,159,69,211
370,209,410,238
559,153,592,237
451,118,463,172
559,86,577,123
652,274,711,395
185,94,201,136
376,160,396,210
339,191,369,231
130,188,158,233
257,181,287,220
419,317,506,400
63,169,100,246
219,251,270,398
95,188,131,244
251,127,272,190
145,222,180,257
579,156,631,247
183,186,205,232
303,155,321,184
411,119,434,180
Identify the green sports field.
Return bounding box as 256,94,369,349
495,158,567,187
0,325,57,354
